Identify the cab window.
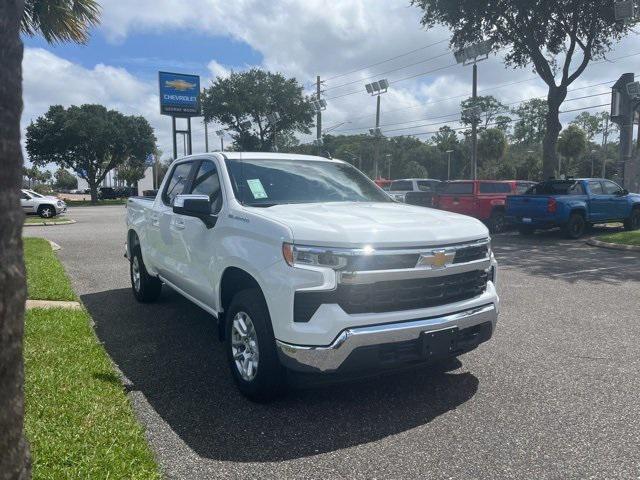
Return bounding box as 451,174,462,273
439,182,473,195
163,162,194,206
602,180,622,195
416,180,436,192
479,182,511,194
190,161,223,214
588,181,603,195
389,180,413,191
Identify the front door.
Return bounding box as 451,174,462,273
587,180,607,223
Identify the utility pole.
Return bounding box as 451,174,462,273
204,120,209,153
454,40,491,181
386,153,391,179
601,115,609,178
610,73,638,191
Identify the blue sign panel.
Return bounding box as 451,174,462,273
159,71,201,117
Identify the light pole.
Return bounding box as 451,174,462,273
445,149,454,180
590,149,598,177
215,129,225,151
365,79,389,179
454,40,492,181
312,94,327,154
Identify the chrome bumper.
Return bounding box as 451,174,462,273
276,303,497,373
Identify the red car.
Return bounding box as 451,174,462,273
434,180,536,233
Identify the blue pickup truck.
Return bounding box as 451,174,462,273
506,178,640,238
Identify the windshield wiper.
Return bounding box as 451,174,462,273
245,202,279,208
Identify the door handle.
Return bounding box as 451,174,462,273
173,218,185,230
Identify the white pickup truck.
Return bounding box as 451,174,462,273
126,152,499,400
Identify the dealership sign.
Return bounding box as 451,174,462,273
159,71,201,116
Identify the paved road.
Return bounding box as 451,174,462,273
27,206,640,479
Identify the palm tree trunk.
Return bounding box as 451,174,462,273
0,0,31,479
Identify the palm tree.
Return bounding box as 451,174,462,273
21,0,100,43
0,1,100,478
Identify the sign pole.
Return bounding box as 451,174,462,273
171,116,178,160
187,117,193,155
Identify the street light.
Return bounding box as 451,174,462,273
590,149,598,177
445,149,454,181
215,129,225,151
454,40,492,181
365,79,389,179
385,153,392,180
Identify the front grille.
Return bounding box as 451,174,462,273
294,270,488,322
453,244,488,264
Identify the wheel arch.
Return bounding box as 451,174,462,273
218,267,266,340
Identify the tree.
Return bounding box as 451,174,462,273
201,69,314,152
22,165,44,188
570,111,606,141
512,99,548,145
460,95,510,131
411,0,639,179
432,125,459,152
115,158,147,187
26,105,156,203
557,124,587,175
2,2,100,477
53,168,78,191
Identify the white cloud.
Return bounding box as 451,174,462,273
23,0,640,165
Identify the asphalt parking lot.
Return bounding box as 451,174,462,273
28,205,640,479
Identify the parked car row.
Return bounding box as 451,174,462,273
387,178,536,234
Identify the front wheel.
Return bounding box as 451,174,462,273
38,205,55,218
130,246,162,302
225,289,285,402
564,213,586,239
624,208,640,231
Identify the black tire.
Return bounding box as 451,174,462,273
623,208,640,231
37,204,56,218
130,245,162,303
564,212,586,239
518,226,535,236
225,288,285,402
488,209,506,234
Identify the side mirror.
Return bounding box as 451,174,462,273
173,194,217,228
620,189,629,196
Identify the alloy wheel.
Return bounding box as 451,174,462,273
231,311,260,381
132,256,141,292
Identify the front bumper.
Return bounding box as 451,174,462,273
276,303,497,373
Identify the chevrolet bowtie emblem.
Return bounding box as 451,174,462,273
417,250,455,269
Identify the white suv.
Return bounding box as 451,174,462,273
21,189,67,218
126,153,498,400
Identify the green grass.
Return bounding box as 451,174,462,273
24,216,72,224
24,308,161,480
65,199,126,207
598,230,640,246
23,238,77,301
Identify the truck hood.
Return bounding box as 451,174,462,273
249,202,488,248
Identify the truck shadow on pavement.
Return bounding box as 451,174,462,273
492,228,640,285
82,287,479,462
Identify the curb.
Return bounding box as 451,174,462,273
586,237,640,252
24,219,76,227
26,299,82,310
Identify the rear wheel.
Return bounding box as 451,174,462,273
130,246,162,302
37,204,55,218
225,289,285,402
564,213,586,239
488,209,506,234
623,208,640,231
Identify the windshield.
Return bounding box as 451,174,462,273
225,158,392,207
27,190,44,198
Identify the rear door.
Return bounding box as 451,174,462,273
153,160,197,287
437,182,476,216
478,182,512,220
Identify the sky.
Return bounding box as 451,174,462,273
21,0,640,165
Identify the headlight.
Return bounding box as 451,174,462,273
282,243,348,269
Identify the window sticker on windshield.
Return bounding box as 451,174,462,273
247,179,268,199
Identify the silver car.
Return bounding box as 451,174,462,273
21,189,67,218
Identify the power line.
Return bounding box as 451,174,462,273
322,38,450,83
